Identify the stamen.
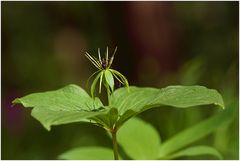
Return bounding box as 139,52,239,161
106,46,109,67
98,48,102,64
109,46,118,68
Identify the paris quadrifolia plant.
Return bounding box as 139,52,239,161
12,47,226,160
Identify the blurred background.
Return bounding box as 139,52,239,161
1,1,239,159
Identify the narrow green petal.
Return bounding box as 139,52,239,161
99,72,104,94
92,55,102,66
86,70,100,88
85,52,102,69
110,69,129,91
104,70,115,92
112,72,124,84
91,72,102,97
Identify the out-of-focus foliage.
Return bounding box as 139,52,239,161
59,146,114,160
116,105,235,160
2,1,238,160
118,117,161,159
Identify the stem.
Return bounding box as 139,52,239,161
105,75,117,159
106,85,111,105
111,129,119,160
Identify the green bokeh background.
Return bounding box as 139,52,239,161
1,1,239,159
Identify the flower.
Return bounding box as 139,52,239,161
85,47,129,97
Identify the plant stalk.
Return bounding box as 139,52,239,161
106,77,117,159
111,129,119,160
106,85,111,105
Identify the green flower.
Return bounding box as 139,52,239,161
85,47,129,98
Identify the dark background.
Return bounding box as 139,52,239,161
1,1,239,159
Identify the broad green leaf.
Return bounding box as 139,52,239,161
12,84,105,130
31,107,105,131
166,145,223,160
158,106,235,158
104,70,114,92
59,146,114,160
111,86,225,126
118,117,160,160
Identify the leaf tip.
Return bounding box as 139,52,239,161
11,98,21,107
44,124,51,131
214,102,225,110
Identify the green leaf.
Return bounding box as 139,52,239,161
158,106,235,158
104,70,114,92
118,117,160,159
108,108,119,128
166,145,223,160
12,84,105,130
59,146,114,160
111,85,225,126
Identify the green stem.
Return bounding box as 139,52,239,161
106,85,111,106
111,129,119,160
105,76,117,159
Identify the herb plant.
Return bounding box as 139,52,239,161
12,47,225,160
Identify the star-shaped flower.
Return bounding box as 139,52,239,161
85,47,129,98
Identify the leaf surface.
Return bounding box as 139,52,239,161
58,146,114,160
111,85,224,126
118,117,160,159
12,85,225,132
166,145,223,159
12,84,105,130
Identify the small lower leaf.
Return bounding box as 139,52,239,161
166,145,223,159
118,117,160,160
58,146,114,160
